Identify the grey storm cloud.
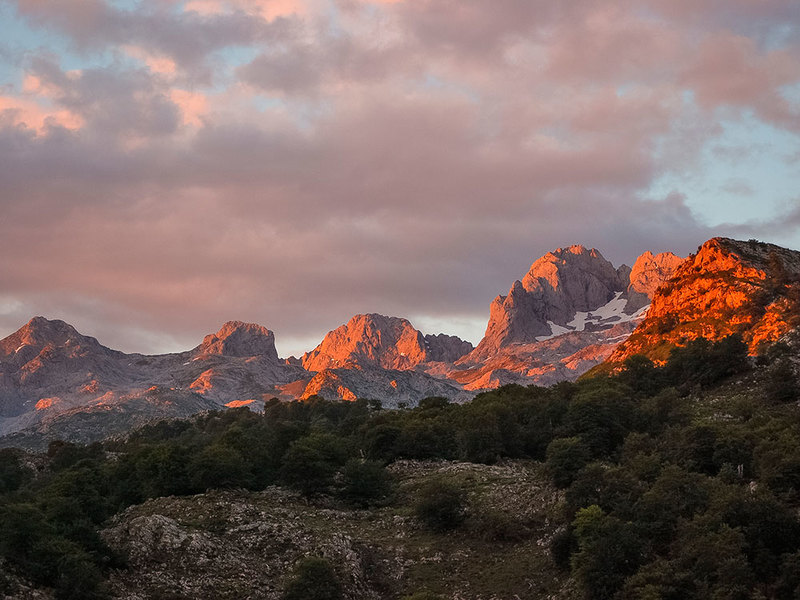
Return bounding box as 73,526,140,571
1,0,799,356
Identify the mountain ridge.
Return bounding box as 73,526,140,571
8,237,794,447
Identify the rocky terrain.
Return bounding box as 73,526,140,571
467,246,631,361
98,460,572,600
0,242,688,445
607,237,800,365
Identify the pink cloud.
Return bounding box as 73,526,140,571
2,0,800,355
122,45,178,76
183,0,307,20
681,33,800,108
169,89,210,127
0,96,83,134
544,5,685,84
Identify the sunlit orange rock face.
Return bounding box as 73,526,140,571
609,237,800,364
625,251,686,313
301,370,358,401
35,397,58,410
302,313,457,372
190,369,217,393
225,399,255,408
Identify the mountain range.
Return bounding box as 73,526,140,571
3,236,799,447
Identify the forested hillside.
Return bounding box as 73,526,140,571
2,333,800,599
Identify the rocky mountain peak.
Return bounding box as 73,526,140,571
302,313,429,372
519,245,625,309
195,321,279,360
695,237,800,275
468,245,628,361
607,237,800,364
0,317,103,359
624,250,684,313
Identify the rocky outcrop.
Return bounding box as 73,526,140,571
99,461,568,600
423,333,474,363
608,237,800,364
303,314,452,372
624,251,684,313
467,246,629,361
194,321,279,360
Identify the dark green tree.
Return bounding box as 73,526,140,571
570,505,645,600
545,437,591,488
280,433,350,495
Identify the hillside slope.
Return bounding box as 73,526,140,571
608,237,800,364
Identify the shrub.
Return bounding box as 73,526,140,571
283,557,343,600
414,479,467,532
571,505,645,600
550,526,576,570
470,508,530,543
188,444,251,491
764,358,799,404
338,458,393,506
418,397,450,410
0,449,29,494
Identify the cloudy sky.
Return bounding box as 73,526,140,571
1,0,799,356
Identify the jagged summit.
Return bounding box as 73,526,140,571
424,333,474,363
302,313,430,371
625,251,685,313
468,246,631,361
195,321,279,360
519,246,625,302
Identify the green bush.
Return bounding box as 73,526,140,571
283,557,343,600
764,358,799,404
414,479,467,532
571,505,645,600
469,508,529,543
189,444,251,491
550,527,576,570
338,458,393,506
